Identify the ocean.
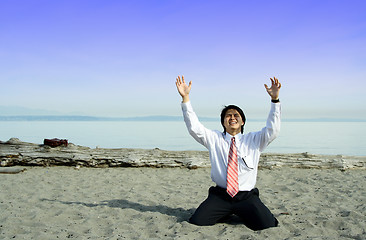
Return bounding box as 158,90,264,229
1,121,365,156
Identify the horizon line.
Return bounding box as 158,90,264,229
0,115,365,122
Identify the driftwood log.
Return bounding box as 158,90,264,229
1,138,365,170
0,167,26,174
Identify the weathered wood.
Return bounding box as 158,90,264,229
1,138,365,169
0,167,27,174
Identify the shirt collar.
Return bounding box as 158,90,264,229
223,132,242,143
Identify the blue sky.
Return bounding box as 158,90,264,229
1,0,365,120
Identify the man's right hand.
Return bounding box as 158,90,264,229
175,75,192,103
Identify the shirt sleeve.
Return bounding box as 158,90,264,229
254,102,281,152
181,101,215,148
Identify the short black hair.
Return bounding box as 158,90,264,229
220,105,246,134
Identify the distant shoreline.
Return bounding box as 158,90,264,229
0,115,365,122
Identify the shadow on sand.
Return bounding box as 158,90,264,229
41,198,195,223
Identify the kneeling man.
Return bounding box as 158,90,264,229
175,75,282,231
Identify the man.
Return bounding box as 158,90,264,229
175,75,282,231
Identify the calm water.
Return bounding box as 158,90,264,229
1,121,365,156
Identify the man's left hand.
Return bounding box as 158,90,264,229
264,77,282,100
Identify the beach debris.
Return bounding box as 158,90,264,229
279,212,290,215
44,138,68,147
0,167,27,174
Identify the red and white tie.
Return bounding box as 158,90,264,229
227,137,239,197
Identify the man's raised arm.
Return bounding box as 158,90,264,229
256,77,282,152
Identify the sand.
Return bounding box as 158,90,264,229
1,167,365,239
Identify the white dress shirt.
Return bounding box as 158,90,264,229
182,101,281,191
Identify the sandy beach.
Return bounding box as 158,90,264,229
1,166,365,239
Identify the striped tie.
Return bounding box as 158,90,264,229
227,137,239,197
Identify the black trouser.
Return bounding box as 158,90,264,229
189,186,278,231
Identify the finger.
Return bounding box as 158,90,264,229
188,80,192,89
264,84,269,90
278,82,282,89
270,78,275,86
274,77,280,88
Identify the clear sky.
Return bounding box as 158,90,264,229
1,0,365,120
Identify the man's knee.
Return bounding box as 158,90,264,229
242,209,279,231
189,215,216,226
247,217,278,231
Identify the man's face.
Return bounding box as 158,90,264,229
223,109,244,135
